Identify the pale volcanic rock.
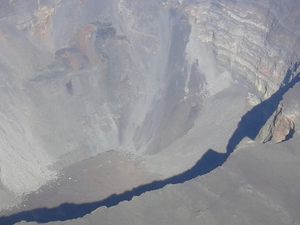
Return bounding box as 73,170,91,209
260,107,296,143
0,0,299,216
272,114,295,143
185,0,300,98
30,6,55,51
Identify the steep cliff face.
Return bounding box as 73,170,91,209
183,0,300,145
0,0,299,200
256,105,294,143
185,0,300,98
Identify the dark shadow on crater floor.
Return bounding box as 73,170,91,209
0,68,299,225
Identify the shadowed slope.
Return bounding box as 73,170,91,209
0,68,299,225
226,69,300,154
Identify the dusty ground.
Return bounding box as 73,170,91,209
0,150,159,215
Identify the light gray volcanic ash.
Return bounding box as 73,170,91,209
0,1,299,224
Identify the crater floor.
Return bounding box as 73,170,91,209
0,0,300,224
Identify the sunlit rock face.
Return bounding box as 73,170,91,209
0,0,299,201
258,106,295,143
185,0,300,98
